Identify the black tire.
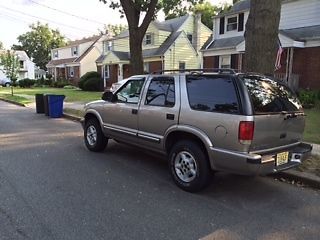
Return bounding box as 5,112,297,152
84,118,108,152
168,140,212,192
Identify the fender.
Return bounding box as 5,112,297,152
84,109,104,126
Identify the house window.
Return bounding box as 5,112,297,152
19,61,24,69
68,67,74,77
104,65,110,80
179,61,186,71
104,41,113,51
143,62,149,73
71,46,78,56
220,55,231,68
226,16,238,31
145,33,152,45
53,50,58,59
187,34,193,43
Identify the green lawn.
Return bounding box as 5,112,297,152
0,94,32,105
0,87,102,102
303,104,320,144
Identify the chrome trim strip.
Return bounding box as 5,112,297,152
103,125,137,136
137,134,160,143
250,142,301,154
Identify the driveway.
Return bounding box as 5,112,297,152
0,101,319,240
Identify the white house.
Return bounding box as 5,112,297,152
201,0,320,90
0,50,35,81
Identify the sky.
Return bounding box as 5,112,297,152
0,0,232,49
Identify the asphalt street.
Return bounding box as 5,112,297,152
0,101,319,240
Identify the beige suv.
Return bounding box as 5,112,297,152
82,70,312,192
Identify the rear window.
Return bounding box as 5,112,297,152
241,75,302,114
186,75,239,114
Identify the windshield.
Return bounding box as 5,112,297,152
241,75,303,114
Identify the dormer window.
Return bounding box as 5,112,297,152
19,60,24,69
71,46,78,56
53,50,58,59
145,33,152,45
227,16,238,31
104,41,113,51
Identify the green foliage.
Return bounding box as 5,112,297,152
83,78,101,91
0,50,20,84
51,80,70,88
12,22,66,70
79,71,101,90
162,0,203,20
192,1,220,29
298,90,318,107
18,78,36,88
98,24,128,36
0,41,4,50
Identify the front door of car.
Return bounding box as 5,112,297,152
101,78,145,143
137,75,180,151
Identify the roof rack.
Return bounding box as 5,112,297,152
152,68,237,75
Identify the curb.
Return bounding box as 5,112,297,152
0,97,26,107
276,169,320,189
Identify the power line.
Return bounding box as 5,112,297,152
28,0,106,26
0,5,97,34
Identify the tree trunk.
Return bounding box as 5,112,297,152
244,0,281,75
128,27,144,75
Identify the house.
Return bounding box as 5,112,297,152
47,36,103,84
0,50,35,80
201,0,320,90
96,14,212,88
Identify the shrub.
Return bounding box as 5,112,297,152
18,78,36,88
298,90,317,108
82,77,101,91
51,80,69,88
79,71,101,90
44,79,52,86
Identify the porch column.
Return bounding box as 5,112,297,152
103,65,106,88
118,63,123,81
54,67,57,82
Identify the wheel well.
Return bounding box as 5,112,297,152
84,113,99,124
165,131,208,156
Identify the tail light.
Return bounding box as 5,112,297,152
239,121,254,144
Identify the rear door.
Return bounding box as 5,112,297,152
241,75,305,151
137,75,180,151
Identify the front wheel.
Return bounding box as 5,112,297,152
168,140,212,192
84,118,108,152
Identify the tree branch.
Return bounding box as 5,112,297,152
139,0,158,33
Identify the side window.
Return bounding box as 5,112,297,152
116,79,145,104
186,75,239,114
145,77,175,107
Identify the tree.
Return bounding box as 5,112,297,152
12,22,66,70
244,0,281,75
0,50,20,96
0,41,4,50
98,24,128,37
163,0,203,20
192,2,220,29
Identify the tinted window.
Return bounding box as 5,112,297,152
241,75,302,114
186,75,239,113
145,77,175,107
116,79,145,104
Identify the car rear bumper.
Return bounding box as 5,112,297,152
209,142,313,175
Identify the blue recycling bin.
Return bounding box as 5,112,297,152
48,95,65,118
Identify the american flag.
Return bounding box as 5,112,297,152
275,38,283,71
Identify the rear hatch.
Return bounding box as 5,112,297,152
241,75,305,151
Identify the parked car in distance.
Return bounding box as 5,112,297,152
0,78,11,87
82,69,312,192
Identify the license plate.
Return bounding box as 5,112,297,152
276,152,289,166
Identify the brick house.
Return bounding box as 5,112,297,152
201,0,320,90
96,14,212,89
47,36,103,85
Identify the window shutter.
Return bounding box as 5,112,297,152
219,17,225,35
214,56,219,68
238,13,244,32
231,54,238,69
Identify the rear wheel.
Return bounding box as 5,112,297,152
84,118,108,152
168,140,212,192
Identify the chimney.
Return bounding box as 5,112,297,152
193,13,202,52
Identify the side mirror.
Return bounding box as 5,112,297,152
102,91,114,102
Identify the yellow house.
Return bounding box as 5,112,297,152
96,14,212,88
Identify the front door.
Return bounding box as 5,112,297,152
101,77,145,143
138,75,180,151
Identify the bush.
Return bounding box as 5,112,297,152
82,77,101,91
44,79,52,86
298,90,317,108
18,78,36,88
79,71,101,90
51,80,69,88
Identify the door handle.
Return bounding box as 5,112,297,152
132,109,138,115
166,113,175,120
